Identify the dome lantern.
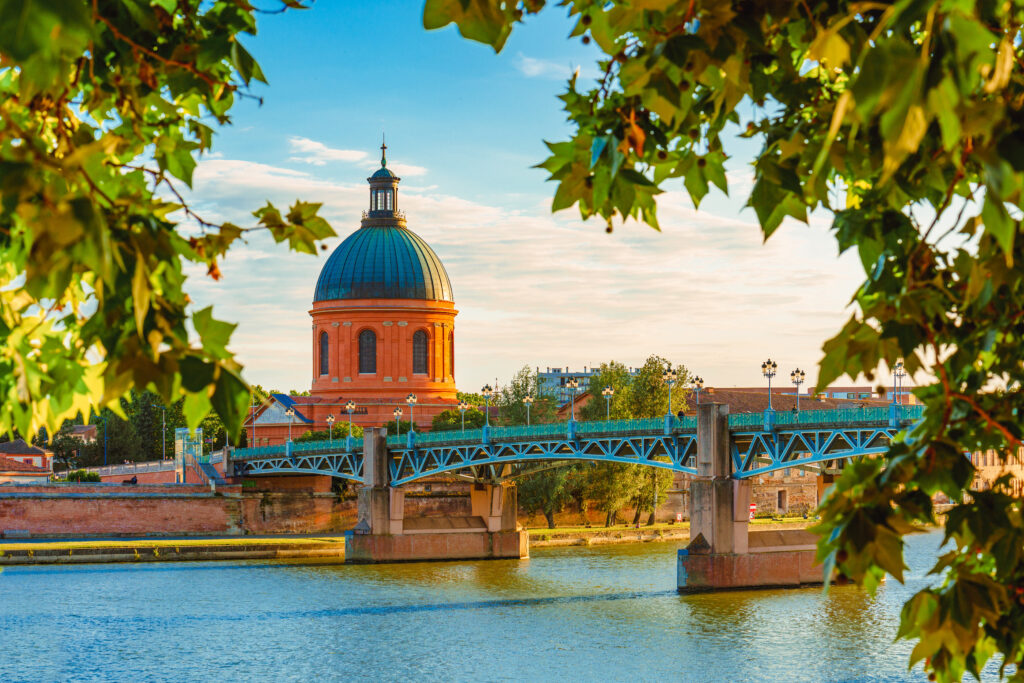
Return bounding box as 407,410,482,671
314,143,452,303
367,135,400,218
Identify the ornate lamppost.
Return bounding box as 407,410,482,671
692,376,704,407
566,377,579,422
894,359,907,406
326,414,335,442
458,400,470,432
285,406,295,443
790,368,806,412
602,385,614,420
761,358,778,410
482,384,493,428
523,395,534,426
662,368,678,417
406,393,417,434
393,407,403,438
345,400,356,445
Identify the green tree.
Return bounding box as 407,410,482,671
85,408,142,466
496,365,556,425
456,391,487,406
431,407,486,432
427,3,1024,678
635,463,675,526
295,424,362,443
579,361,633,421
518,467,571,529
49,429,84,473
628,356,688,419
586,462,645,527
0,1,332,443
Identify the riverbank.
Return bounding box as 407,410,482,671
527,518,815,547
0,519,819,565
0,535,347,565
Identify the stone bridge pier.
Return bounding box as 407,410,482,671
678,404,824,592
345,428,529,563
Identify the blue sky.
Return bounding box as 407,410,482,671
184,2,870,394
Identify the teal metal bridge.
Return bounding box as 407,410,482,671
232,405,923,486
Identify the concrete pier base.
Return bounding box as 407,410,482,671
345,428,529,563
677,404,825,593
677,549,822,593
678,529,823,592
346,529,528,563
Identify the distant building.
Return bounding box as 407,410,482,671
537,366,642,405
0,439,53,472
0,455,51,484
244,143,458,446
68,424,97,443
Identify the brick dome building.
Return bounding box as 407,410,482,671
246,143,458,445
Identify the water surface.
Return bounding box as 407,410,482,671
0,531,990,682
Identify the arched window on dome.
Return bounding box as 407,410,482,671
448,330,454,377
412,330,428,375
319,331,329,376
359,329,377,374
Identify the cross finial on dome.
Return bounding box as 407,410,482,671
380,133,387,168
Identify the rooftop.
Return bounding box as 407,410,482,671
0,438,48,456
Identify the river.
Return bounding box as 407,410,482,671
0,530,999,682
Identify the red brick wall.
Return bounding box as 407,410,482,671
0,494,238,536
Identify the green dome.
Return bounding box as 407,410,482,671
314,226,453,302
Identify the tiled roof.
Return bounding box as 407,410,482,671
0,455,49,474
0,438,47,456
269,394,315,424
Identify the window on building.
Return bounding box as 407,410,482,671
319,331,329,376
359,329,377,374
412,330,428,374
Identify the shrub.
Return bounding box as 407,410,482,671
64,470,100,482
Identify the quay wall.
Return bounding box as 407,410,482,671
0,483,475,539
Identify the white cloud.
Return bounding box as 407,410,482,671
182,152,866,394
287,136,368,166
515,53,597,81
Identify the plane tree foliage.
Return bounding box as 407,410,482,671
427,1,1024,680
0,1,332,444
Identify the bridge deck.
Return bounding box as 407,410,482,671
232,405,923,485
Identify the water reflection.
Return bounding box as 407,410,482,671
0,531,987,682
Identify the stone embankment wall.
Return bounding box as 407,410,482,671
0,481,477,538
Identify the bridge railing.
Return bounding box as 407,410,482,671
727,405,924,429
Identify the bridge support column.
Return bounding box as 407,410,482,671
346,428,528,563
678,403,822,593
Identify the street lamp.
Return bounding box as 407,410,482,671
762,358,778,410
393,407,403,437
523,395,534,426
894,360,907,405
284,406,295,442
692,377,704,407
790,368,806,412
458,400,470,432
602,385,614,420
345,400,356,442
406,394,417,433
662,368,678,417
566,377,579,421
326,414,335,442
482,384,493,428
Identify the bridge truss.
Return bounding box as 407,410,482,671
235,448,363,482
388,432,699,486
232,419,913,485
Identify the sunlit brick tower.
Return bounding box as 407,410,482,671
303,141,458,430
